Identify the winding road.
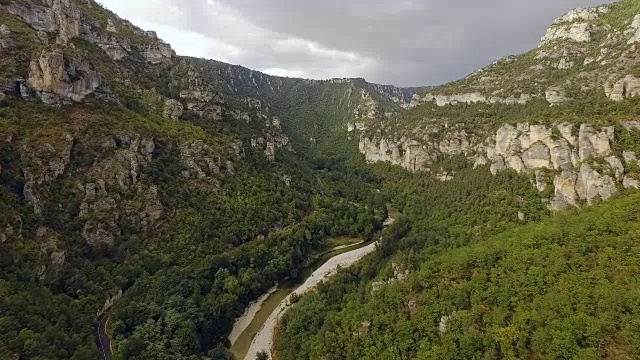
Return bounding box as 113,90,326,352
98,315,113,360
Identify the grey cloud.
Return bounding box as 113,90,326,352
110,0,616,86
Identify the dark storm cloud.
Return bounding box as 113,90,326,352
102,0,616,86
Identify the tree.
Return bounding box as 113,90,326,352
256,350,269,360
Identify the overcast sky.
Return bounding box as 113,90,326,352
98,0,614,87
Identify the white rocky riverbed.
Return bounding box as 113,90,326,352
242,241,378,360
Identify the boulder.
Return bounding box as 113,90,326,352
0,24,10,37
507,155,525,174
0,24,14,49
623,151,637,164
534,170,548,192
557,124,576,146
490,157,506,175
519,125,551,149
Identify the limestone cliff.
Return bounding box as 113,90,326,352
357,1,640,210
408,1,640,108
359,121,640,210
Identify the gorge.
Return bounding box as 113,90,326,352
3,0,640,360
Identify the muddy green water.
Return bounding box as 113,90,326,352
230,240,372,359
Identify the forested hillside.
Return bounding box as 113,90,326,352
4,0,640,359
277,174,640,359
275,1,640,359
0,1,412,359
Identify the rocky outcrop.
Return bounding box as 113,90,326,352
79,134,165,246
605,75,640,101
554,7,605,23
90,135,155,190
359,136,434,172
359,125,475,172
163,99,184,120
83,30,132,61
0,24,14,50
20,132,74,214
97,289,123,317
626,15,640,44
251,132,291,162
540,22,592,45
35,227,66,281
360,121,638,211
485,123,620,209
142,41,174,64
5,0,81,44
179,141,228,182
545,87,570,105
538,7,607,47
577,125,614,161
27,50,103,104
171,61,225,120
410,92,533,107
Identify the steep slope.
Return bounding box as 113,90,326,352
358,0,640,210
276,2,640,359
170,57,428,155
0,1,413,359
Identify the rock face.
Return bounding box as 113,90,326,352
605,75,640,101
545,87,570,105
78,134,166,246
180,141,227,181
360,121,638,211
27,50,103,104
35,227,66,281
20,133,74,214
163,99,184,120
626,14,640,44
486,123,619,209
359,136,434,172
171,61,225,121
410,92,532,108
540,22,592,45
6,0,81,44
0,23,13,50
143,41,174,64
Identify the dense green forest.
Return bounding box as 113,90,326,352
0,96,387,360
276,162,640,359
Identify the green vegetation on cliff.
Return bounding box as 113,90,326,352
276,162,640,359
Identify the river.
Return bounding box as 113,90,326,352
231,212,395,360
